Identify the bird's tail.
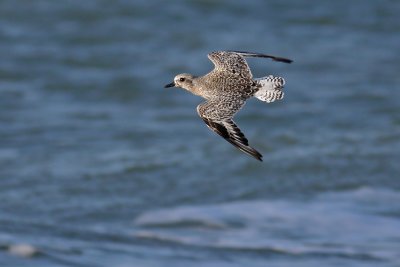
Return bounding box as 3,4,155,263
253,75,285,103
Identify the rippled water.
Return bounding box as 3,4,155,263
1,0,400,266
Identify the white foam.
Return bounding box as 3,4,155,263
8,243,38,258
133,188,400,261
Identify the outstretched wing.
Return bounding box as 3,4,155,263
207,50,292,80
207,51,253,79
197,100,263,161
201,117,263,161
228,50,293,64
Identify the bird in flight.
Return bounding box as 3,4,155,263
164,51,292,161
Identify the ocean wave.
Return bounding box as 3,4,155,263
134,187,400,261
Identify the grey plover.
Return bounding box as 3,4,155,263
165,51,292,161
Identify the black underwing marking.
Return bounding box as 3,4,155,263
201,117,263,161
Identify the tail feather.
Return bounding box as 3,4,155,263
254,75,285,103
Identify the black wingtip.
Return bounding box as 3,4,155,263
229,50,293,64
247,148,263,162
252,154,263,161
232,144,263,162
272,57,293,64
232,140,263,162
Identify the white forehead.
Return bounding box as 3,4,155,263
174,73,192,80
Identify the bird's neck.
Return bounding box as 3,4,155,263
184,78,202,96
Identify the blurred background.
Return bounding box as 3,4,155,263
1,0,399,266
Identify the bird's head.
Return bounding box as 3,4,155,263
164,73,195,91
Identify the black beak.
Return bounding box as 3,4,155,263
164,82,175,88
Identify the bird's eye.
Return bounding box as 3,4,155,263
179,77,185,82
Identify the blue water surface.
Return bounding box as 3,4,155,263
0,0,400,266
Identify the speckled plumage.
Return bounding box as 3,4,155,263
164,51,292,161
